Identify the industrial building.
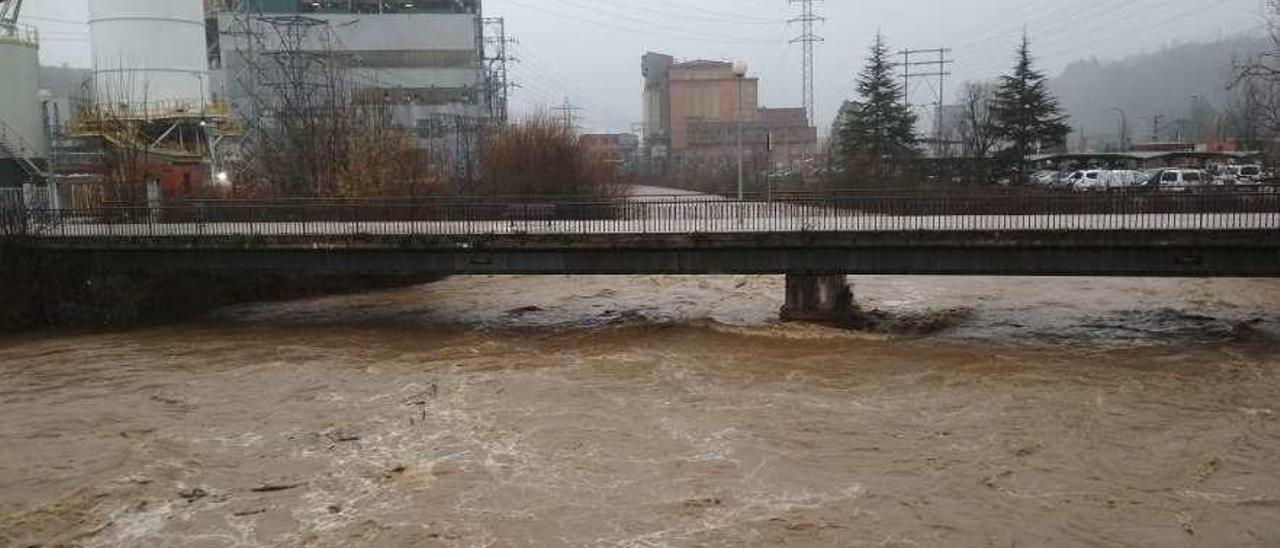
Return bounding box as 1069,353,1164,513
580,132,641,172
1,0,228,205
3,0,504,206
92,0,211,107
39,0,230,204
641,52,817,174
202,0,506,192
0,3,48,191
210,0,497,141
763,108,820,166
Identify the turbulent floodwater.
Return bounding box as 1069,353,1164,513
2,276,1280,547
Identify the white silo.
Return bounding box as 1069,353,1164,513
89,0,210,108
0,22,47,174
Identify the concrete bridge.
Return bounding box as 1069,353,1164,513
6,187,1280,321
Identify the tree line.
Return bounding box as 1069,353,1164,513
834,33,1070,187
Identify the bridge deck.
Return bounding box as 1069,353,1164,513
7,190,1280,276
25,212,1280,240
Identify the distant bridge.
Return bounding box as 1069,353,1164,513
6,187,1280,320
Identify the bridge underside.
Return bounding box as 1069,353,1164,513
29,230,1280,278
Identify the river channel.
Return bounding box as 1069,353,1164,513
2,275,1278,547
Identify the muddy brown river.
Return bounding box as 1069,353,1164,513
2,275,1279,547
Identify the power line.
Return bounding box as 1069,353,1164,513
953,0,1094,52
585,0,780,26
963,0,1215,79
555,0,787,42
900,47,954,155
483,17,517,124
18,14,88,26
500,0,783,45
788,0,823,124
514,44,633,129
958,0,1172,75
645,0,782,24
552,96,584,130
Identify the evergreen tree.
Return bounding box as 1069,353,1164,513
992,34,1071,183
840,33,918,178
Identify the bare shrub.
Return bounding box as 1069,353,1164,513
472,116,622,199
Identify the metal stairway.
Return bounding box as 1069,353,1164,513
0,118,49,184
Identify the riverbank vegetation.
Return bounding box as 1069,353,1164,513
222,112,621,202
474,116,624,199
0,247,434,333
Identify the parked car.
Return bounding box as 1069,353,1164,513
1218,163,1259,185
1065,170,1101,191
1066,169,1144,191
1145,169,1208,192
1138,169,1161,185
1031,170,1066,187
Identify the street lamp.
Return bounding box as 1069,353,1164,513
733,62,748,201
1111,107,1128,151
1185,94,1201,143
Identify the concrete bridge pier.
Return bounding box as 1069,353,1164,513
780,274,851,323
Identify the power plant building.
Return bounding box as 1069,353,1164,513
642,52,816,172
0,19,47,188
2,0,500,202
90,0,211,108
210,0,494,139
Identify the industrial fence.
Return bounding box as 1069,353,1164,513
6,185,1280,241
0,188,21,211
0,185,52,211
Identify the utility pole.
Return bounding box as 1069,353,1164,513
788,0,823,126
899,47,953,156
552,97,583,131
483,17,517,125
1111,107,1128,151
225,1,339,194
733,62,748,201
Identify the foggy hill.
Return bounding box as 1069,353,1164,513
1049,35,1269,145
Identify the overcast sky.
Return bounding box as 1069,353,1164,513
21,0,1270,132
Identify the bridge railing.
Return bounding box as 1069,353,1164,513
6,186,1280,239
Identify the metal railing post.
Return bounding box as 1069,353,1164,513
24,187,1280,253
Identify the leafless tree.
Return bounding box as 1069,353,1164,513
956,82,999,159
1219,77,1265,149
227,14,454,198
475,115,622,199
86,70,154,204
1233,0,1280,148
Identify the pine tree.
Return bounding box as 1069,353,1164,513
840,33,918,179
991,34,1071,183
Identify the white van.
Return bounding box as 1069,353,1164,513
1149,169,1207,192
1067,170,1143,191
1065,170,1101,191
1225,164,1264,185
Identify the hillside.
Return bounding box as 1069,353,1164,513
1050,35,1269,146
